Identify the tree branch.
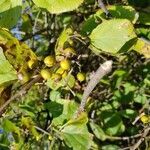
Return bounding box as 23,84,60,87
0,75,41,115
75,60,113,117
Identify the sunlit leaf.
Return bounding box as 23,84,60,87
134,38,150,58
55,28,73,61
99,5,138,24
81,5,138,35
2,119,20,136
61,113,92,150
49,90,61,101
52,99,78,126
90,122,107,141
120,109,137,119
0,28,37,75
134,94,147,104
47,74,75,90
89,19,137,54
0,47,17,86
32,0,84,14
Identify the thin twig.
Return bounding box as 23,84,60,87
0,75,41,115
75,60,113,117
97,0,110,16
106,133,142,141
34,125,50,136
33,10,41,34
132,112,145,125
131,127,150,150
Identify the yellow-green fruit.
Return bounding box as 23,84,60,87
56,67,65,75
44,56,55,67
51,73,61,81
27,59,37,69
140,115,149,124
22,74,30,83
62,71,68,78
40,69,51,80
77,72,86,82
60,59,71,70
64,47,76,57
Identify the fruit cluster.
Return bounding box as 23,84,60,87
20,46,86,87
40,47,86,84
40,55,71,81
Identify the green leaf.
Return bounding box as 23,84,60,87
0,47,17,86
47,74,75,90
61,113,92,150
0,0,22,29
63,74,76,89
138,12,150,25
134,94,147,104
90,122,107,141
52,99,78,126
0,29,37,73
2,119,20,136
32,0,84,14
120,109,137,119
101,111,125,135
99,5,138,24
47,78,63,90
133,38,150,58
89,19,137,54
55,28,73,61
81,5,138,35
123,82,136,95
44,101,63,118
49,90,61,101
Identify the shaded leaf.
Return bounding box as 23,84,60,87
0,0,22,29
101,111,125,135
45,101,63,118
138,12,150,25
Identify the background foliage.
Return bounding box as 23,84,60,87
0,0,150,150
